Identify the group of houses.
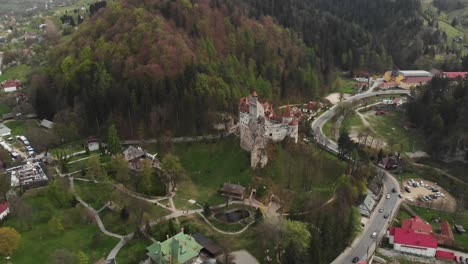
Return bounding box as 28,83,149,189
380,70,468,90
389,216,458,261
358,176,383,217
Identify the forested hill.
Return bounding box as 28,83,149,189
32,0,323,138
238,0,428,76
406,77,468,161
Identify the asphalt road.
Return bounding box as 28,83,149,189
310,87,409,264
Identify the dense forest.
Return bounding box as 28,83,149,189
30,0,450,139
237,0,440,75
31,0,324,138
406,76,468,161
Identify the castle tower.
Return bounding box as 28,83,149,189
249,90,258,119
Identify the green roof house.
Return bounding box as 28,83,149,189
147,231,203,264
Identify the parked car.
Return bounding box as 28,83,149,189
384,213,389,219
379,208,384,213
392,188,396,193
405,187,411,193
398,194,403,198
386,194,390,199
352,257,359,263
371,232,377,238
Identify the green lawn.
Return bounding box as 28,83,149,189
116,238,151,264
74,181,114,209
100,209,136,235
4,120,32,135
341,113,364,132
1,188,118,263
322,116,336,140
0,65,33,83
172,197,202,211
438,20,463,43
331,76,358,94
174,139,252,206
0,103,11,116
366,111,425,152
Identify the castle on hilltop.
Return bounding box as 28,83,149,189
239,91,298,168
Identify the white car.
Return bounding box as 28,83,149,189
386,194,390,199
371,232,377,238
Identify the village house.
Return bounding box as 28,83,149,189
381,156,399,170
7,161,49,188
432,221,455,246
383,70,432,89
389,216,457,259
389,227,437,257
146,230,204,264
358,190,377,217
123,145,159,170
239,91,299,168
218,183,246,200
0,123,11,137
0,202,9,221
40,119,54,130
1,79,22,92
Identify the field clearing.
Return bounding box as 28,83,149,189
1,188,117,263
0,64,33,83
175,138,252,206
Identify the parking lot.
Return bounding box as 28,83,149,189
400,178,457,212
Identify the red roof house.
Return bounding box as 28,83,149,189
435,250,455,261
402,216,433,234
443,72,468,79
1,80,22,92
389,227,438,257
0,202,9,221
433,221,455,246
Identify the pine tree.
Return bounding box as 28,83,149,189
107,124,122,155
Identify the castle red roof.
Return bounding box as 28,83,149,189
239,97,249,113
402,216,433,234
289,118,299,126
392,227,437,248
443,72,468,79
283,105,291,117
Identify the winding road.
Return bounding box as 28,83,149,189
311,87,409,264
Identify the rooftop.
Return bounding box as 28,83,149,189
443,72,468,78
123,146,146,161
219,183,245,196
391,227,437,248
402,216,433,234
40,119,54,129
399,70,432,77
146,231,203,264
0,202,8,215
